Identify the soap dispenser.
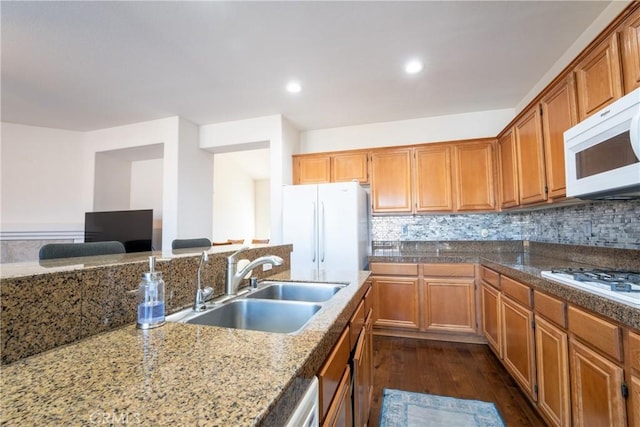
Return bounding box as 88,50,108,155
136,256,166,329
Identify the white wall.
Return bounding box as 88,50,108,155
0,123,86,231
131,158,164,250
212,152,255,242
94,152,132,211
200,114,299,244
130,159,164,216
254,179,271,240
84,118,178,236
298,108,514,154
175,118,214,241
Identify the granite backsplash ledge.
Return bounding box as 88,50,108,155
371,240,639,271
0,245,292,365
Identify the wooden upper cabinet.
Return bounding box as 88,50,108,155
540,74,578,200
414,145,453,212
515,106,548,205
574,32,624,121
294,151,368,185
331,151,369,183
370,148,413,213
453,140,496,211
621,6,640,93
294,155,331,184
498,129,519,208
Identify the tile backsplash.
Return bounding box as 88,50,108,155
371,199,640,250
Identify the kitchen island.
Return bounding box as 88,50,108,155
1,255,370,425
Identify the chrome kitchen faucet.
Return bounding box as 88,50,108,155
226,246,283,296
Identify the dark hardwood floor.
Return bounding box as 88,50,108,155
368,336,547,427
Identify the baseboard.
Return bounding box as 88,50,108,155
373,328,488,345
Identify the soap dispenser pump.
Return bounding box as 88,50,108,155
136,256,166,329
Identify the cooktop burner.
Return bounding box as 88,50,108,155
541,268,640,307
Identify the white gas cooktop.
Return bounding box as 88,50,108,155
541,268,640,308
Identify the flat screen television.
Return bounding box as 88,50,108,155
85,209,153,253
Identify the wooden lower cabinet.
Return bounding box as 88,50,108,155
372,276,419,330
481,281,502,357
569,338,626,427
535,316,570,427
630,330,640,427
500,295,537,401
353,309,373,427
323,366,353,427
318,327,351,422
421,278,476,334
631,375,640,427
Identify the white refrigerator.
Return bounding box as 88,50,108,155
282,182,369,273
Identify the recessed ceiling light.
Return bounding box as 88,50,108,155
405,60,423,74
286,81,302,93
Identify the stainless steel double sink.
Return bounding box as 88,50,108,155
166,281,346,334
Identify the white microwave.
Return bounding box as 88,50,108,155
564,87,640,200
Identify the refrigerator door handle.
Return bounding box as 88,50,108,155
311,202,317,263
320,202,325,263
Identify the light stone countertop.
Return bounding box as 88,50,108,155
0,270,371,426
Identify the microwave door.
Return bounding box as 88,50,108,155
565,90,640,199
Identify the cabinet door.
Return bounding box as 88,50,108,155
453,141,496,211
331,152,369,183
370,148,413,213
318,328,351,422
481,282,502,357
414,145,453,212
352,321,372,427
515,106,548,205
373,277,419,330
540,74,578,200
535,316,571,427
364,309,374,419
323,366,353,427
630,331,640,427
630,375,640,427
295,155,331,184
575,32,624,121
498,129,519,208
422,278,476,334
501,295,537,400
621,6,640,93
569,339,626,427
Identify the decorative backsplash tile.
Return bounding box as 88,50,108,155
371,199,640,250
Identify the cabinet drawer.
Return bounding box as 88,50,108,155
370,263,418,276
422,263,475,277
501,275,532,308
318,327,351,420
480,266,500,288
534,290,566,328
568,305,622,362
349,300,365,351
629,330,640,373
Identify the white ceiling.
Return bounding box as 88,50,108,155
1,1,613,133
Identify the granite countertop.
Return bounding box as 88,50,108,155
1,270,371,426
0,244,254,280
370,248,640,330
